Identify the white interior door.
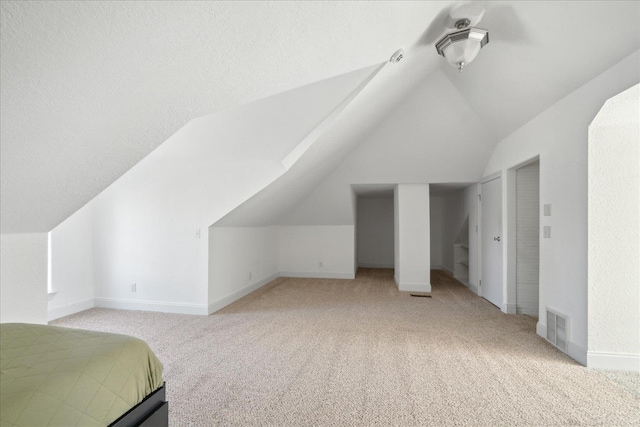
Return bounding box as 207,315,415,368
481,177,503,308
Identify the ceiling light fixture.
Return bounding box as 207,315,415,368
435,18,489,72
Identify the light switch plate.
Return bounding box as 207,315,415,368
544,204,551,216
543,226,551,238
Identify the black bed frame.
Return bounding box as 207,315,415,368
108,383,168,427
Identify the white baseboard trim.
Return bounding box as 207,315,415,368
468,282,479,295
536,321,546,339
208,273,279,314
503,303,517,315
94,297,208,315
48,298,95,322
537,322,587,366
279,271,355,280
357,263,394,269
568,342,587,366
398,282,432,293
587,351,640,371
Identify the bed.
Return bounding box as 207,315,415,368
0,323,167,427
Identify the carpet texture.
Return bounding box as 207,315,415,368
52,269,640,426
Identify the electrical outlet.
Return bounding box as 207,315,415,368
543,226,551,239
130,283,137,292
544,204,552,216
319,261,324,268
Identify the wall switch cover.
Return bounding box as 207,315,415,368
543,226,551,238
544,204,552,216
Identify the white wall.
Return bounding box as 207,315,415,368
280,71,495,227
0,233,48,324
394,184,430,292
482,50,640,365
429,196,443,269
588,84,639,371
48,204,95,321
357,197,394,268
278,226,355,279
209,226,279,313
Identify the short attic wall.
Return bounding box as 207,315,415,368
47,67,374,320
208,225,355,312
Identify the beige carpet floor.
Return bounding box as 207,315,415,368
52,269,640,426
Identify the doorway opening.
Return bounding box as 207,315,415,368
429,183,473,286
353,185,395,274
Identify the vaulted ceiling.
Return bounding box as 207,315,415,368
1,1,639,232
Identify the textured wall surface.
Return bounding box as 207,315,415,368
0,1,447,233
2,2,639,233
588,84,639,356
0,233,48,323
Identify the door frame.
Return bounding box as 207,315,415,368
479,157,542,315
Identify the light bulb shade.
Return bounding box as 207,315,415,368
436,28,489,70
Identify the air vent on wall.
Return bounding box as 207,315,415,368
546,308,569,354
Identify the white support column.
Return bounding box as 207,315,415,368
587,84,639,371
394,184,431,293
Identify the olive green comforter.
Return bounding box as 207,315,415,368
0,323,163,427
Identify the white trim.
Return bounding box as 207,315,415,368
510,155,541,171
398,282,432,293
587,351,640,371
502,303,517,314
279,271,355,280
479,171,501,184
538,321,587,366
94,297,208,315
468,282,479,294
357,262,395,269
568,342,587,366
536,321,546,338
47,298,94,321
208,273,278,314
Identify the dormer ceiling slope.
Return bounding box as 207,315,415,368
1,1,639,233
